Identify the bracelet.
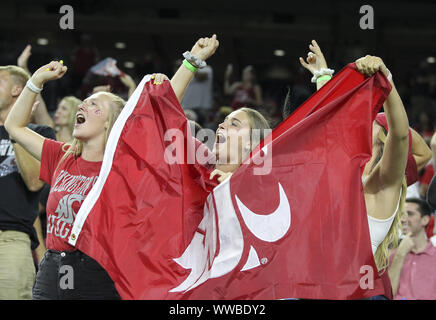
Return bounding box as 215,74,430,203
26,79,43,94
316,75,332,83
182,51,207,69
386,68,393,82
311,68,335,83
183,59,197,73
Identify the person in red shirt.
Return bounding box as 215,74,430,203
388,198,436,300
224,65,263,110
5,60,125,299
4,35,219,299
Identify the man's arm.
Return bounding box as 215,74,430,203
32,212,46,264
12,142,43,192
388,233,415,296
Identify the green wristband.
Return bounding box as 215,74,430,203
316,75,332,83
183,59,197,73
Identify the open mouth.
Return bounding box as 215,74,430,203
216,132,227,144
76,113,86,125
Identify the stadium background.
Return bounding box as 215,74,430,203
0,0,435,133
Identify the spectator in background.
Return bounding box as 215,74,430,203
204,106,233,131
224,64,263,110
53,96,81,143
0,65,56,299
184,109,198,123
70,33,99,94
416,111,434,143
179,58,213,127
81,69,137,101
388,198,436,300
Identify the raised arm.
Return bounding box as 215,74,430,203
356,56,409,186
5,61,67,161
119,71,137,99
223,64,241,95
171,34,219,102
299,40,331,91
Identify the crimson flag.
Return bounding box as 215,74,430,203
69,63,391,299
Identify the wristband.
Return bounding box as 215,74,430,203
26,79,43,94
183,59,197,73
316,75,332,83
386,68,393,82
311,68,335,83
182,51,207,69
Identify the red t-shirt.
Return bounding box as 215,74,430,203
40,139,102,251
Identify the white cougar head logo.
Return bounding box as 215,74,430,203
170,179,291,293
55,194,85,225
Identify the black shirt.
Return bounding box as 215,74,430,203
0,124,56,249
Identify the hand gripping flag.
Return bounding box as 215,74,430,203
69,63,392,299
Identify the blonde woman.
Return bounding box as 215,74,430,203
53,96,81,143
299,41,410,275
5,60,126,299
5,34,220,299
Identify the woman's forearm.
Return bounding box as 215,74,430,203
384,82,409,140
170,64,195,102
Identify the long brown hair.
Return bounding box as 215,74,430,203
239,107,271,151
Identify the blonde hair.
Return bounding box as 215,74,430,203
57,92,125,170
0,65,30,87
373,128,407,272
58,96,82,135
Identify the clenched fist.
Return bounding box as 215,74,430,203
355,55,389,78
31,61,67,88
190,34,219,62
